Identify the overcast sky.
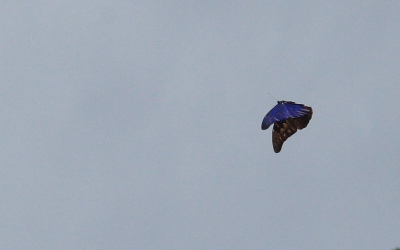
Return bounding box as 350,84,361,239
1,1,400,249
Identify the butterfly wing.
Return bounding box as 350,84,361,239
262,101,313,153
261,101,311,130
272,111,312,153
272,118,298,153
261,102,287,130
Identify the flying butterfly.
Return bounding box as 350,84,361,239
261,101,313,153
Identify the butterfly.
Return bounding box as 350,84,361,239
261,101,313,153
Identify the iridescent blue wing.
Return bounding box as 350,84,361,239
261,101,311,130
261,101,313,153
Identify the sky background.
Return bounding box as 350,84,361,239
1,1,400,249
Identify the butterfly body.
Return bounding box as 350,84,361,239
262,101,312,153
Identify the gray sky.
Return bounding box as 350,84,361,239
1,1,400,249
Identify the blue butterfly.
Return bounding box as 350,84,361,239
262,101,313,153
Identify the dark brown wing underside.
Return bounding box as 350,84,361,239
272,110,312,153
